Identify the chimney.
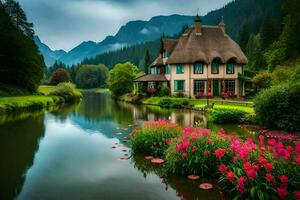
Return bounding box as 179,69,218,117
194,14,202,35
219,16,226,34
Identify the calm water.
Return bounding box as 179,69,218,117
0,92,246,200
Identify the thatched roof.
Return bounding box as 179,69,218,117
150,39,178,67
167,26,248,64
134,74,167,82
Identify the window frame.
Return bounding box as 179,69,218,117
211,61,219,74
165,65,171,74
226,62,235,74
194,62,204,74
174,80,185,91
225,80,235,93
176,64,184,74
194,80,205,94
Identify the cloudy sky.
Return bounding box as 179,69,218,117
18,0,232,51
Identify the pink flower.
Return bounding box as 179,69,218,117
243,162,251,171
279,175,288,185
192,146,198,152
259,135,264,145
219,128,225,134
237,176,245,192
260,146,266,153
246,169,257,180
268,139,277,147
181,153,188,158
295,157,300,166
266,174,274,182
295,191,300,200
218,164,227,173
215,148,226,159
204,150,210,156
258,156,267,164
226,170,235,181
277,186,288,199
295,142,300,154
264,163,273,172
252,164,260,172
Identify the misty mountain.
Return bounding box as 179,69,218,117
36,15,194,66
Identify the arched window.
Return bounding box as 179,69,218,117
211,59,220,74
226,59,235,74
194,62,204,74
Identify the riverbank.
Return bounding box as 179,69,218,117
119,94,254,113
0,84,82,114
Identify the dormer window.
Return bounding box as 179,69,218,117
226,59,235,74
194,62,204,74
163,50,168,58
211,59,220,74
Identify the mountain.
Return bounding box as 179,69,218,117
36,15,194,66
34,36,67,66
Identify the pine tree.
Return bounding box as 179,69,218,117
260,15,278,50
4,0,34,39
238,24,250,52
140,49,150,74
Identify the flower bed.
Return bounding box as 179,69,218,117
131,120,300,200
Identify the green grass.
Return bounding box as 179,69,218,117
141,96,254,113
38,85,58,95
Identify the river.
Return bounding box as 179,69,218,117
0,92,248,200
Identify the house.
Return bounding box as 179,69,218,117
134,15,248,98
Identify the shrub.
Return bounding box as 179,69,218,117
158,98,172,108
175,92,185,98
157,86,170,97
211,109,247,124
158,98,189,109
131,120,181,156
50,68,70,85
254,82,300,131
49,82,82,102
252,71,272,93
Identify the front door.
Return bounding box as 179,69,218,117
213,80,220,96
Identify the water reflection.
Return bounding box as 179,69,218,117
0,92,242,200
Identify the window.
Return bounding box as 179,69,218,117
194,80,205,94
174,80,185,91
226,62,235,74
150,67,157,75
176,64,184,74
211,61,219,74
166,65,171,74
225,80,235,93
163,51,168,58
194,63,203,74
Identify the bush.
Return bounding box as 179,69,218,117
252,71,272,93
158,98,189,109
254,82,300,131
131,120,181,156
75,64,108,89
50,68,70,85
49,82,82,102
175,92,185,98
157,85,170,97
211,109,247,124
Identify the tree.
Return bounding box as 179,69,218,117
260,15,279,51
252,70,272,93
271,66,294,86
50,68,70,85
238,24,250,52
75,64,108,88
246,34,267,71
4,0,34,39
0,4,44,92
140,49,151,74
107,62,138,96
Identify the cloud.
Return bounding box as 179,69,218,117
18,0,232,51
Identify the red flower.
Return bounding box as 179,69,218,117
279,175,288,185
277,186,288,199
264,163,273,172
266,174,274,182
259,135,264,145
181,152,188,158
246,169,257,180
295,157,300,166
295,191,300,200
268,139,277,147
215,148,226,159
237,176,246,192
252,164,260,172
204,150,210,156
243,162,251,171
218,164,227,174
258,156,267,164
226,170,235,181
192,146,198,152
219,128,225,134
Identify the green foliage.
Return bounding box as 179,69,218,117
175,92,185,98
238,24,250,52
271,65,294,85
139,49,151,73
50,68,70,85
252,71,272,92
260,15,280,50
49,82,82,102
158,98,189,109
0,4,44,93
107,62,138,97
131,121,181,156
75,64,108,89
0,83,31,97
290,64,300,81
254,81,300,131
211,109,247,124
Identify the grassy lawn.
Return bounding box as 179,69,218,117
142,97,254,113
38,85,58,95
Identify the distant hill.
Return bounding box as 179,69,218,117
36,15,194,66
